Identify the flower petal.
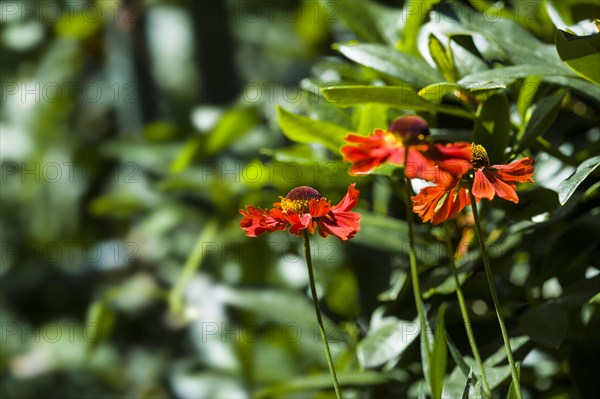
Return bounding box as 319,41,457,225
493,157,535,183
487,173,519,203
240,206,287,236
341,130,401,175
317,212,361,241
332,183,359,212
472,169,495,200
412,178,470,225
309,197,331,217
289,213,312,236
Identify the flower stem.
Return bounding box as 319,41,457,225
302,230,342,399
402,151,432,359
443,223,491,396
468,191,522,399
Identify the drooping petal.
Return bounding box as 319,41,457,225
493,157,535,183
486,171,519,203
331,183,359,212
317,212,361,241
472,169,495,200
412,179,469,225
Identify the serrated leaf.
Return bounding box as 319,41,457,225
556,30,600,85
276,106,349,152
473,93,510,164
558,155,600,205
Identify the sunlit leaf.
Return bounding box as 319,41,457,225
558,155,600,205
357,317,419,368
277,106,349,152
556,30,600,85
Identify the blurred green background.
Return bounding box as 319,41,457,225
1,0,599,398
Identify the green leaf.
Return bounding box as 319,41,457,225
302,88,353,129
397,0,443,56
543,75,600,101
254,371,388,398
276,106,349,152
170,137,202,174
435,2,563,67
85,300,116,352
205,107,259,154
556,30,600,85
494,187,560,221
516,76,541,121
429,34,459,82
418,82,460,103
484,336,529,367
514,90,566,155
558,155,600,205
324,0,384,43
337,43,444,87
461,370,472,399
445,332,472,379
354,103,389,134
260,144,328,165
473,93,510,164
429,304,448,399
321,86,474,120
357,317,419,368
507,365,521,399
221,286,337,327
519,302,568,348
458,64,574,89
589,292,600,304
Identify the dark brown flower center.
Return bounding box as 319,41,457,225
281,186,322,212
470,143,490,168
389,115,430,143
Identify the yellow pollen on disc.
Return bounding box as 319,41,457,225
470,143,490,168
280,198,311,213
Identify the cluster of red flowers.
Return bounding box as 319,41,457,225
340,115,535,225
240,115,535,240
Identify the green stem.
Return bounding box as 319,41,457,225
443,223,491,396
302,230,342,399
402,150,432,359
468,191,522,399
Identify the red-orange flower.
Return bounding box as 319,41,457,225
240,184,361,241
340,115,471,185
412,144,535,224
